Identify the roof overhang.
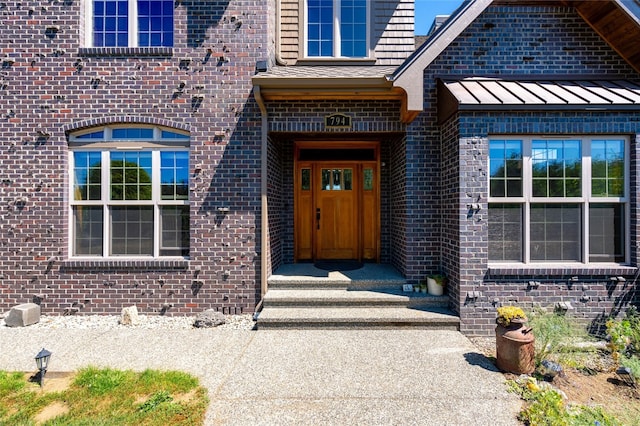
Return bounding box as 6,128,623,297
392,0,640,119
252,66,417,123
438,77,640,123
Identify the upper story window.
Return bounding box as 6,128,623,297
87,1,174,47
69,126,189,258
306,0,368,58
488,136,628,265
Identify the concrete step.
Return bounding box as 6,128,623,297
256,306,460,330
266,276,406,290
263,288,449,309
267,264,406,290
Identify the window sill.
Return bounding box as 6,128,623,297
295,58,377,66
78,47,173,57
60,258,189,271
488,263,637,277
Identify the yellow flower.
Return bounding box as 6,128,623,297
496,306,527,326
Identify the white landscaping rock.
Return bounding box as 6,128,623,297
5,303,41,327
119,305,141,326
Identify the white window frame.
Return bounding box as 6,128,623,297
303,0,371,59
84,0,173,48
488,135,630,265
69,125,189,259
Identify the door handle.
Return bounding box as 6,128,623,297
316,208,320,229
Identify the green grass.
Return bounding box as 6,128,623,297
0,367,208,425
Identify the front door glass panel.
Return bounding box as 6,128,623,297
301,168,311,191
322,168,353,191
364,168,373,191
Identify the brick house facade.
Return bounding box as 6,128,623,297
0,1,269,316
2,0,640,335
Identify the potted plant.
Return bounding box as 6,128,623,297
426,274,446,296
420,281,428,294
495,306,535,374
496,306,527,327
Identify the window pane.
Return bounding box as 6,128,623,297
111,206,154,255
160,206,189,256
506,180,522,197
74,152,102,200
363,168,373,191
93,1,128,47
531,140,581,198
301,169,311,191
340,0,367,57
307,0,333,57
110,151,152,200
160,151,189,200
74,206,103,256
490,179,505,197
321,169,331,190
530,204,581,261
589,204,624,262
489,140,521,198
138,0,174,47
344,169,352,190
332,169,342,190
112,128,154,139
488,204,522,262
76,131,105,140
591,139,625,197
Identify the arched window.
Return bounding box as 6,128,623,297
69,125,189,258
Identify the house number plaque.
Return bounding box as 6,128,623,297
325,113,352,129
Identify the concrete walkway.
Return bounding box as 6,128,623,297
0,327,522,425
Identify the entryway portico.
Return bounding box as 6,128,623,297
253,65,413,288
251,64,443,327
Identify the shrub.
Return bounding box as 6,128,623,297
528,309,591,367
606,307,640,366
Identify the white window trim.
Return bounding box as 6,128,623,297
69,125,189,259
303,0,371,59
488,135,630,266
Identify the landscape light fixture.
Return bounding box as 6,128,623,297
34,348,52,387
616,366,636,388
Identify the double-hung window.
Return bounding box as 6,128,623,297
306,0,368,58
70,126,189,258
87,1,174,47
488,136,628,264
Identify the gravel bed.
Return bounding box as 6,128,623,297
0,314,256,330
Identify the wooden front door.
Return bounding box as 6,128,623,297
316,166,358,259
294,143,379,262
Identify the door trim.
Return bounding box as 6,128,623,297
294,141,380,262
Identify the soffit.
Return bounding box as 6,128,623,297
252,65,415,122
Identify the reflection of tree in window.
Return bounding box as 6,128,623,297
110,154,152,200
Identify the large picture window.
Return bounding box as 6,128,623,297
488,137,628,264
87,0,174,47
70,126,189,258
306,0,368,58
